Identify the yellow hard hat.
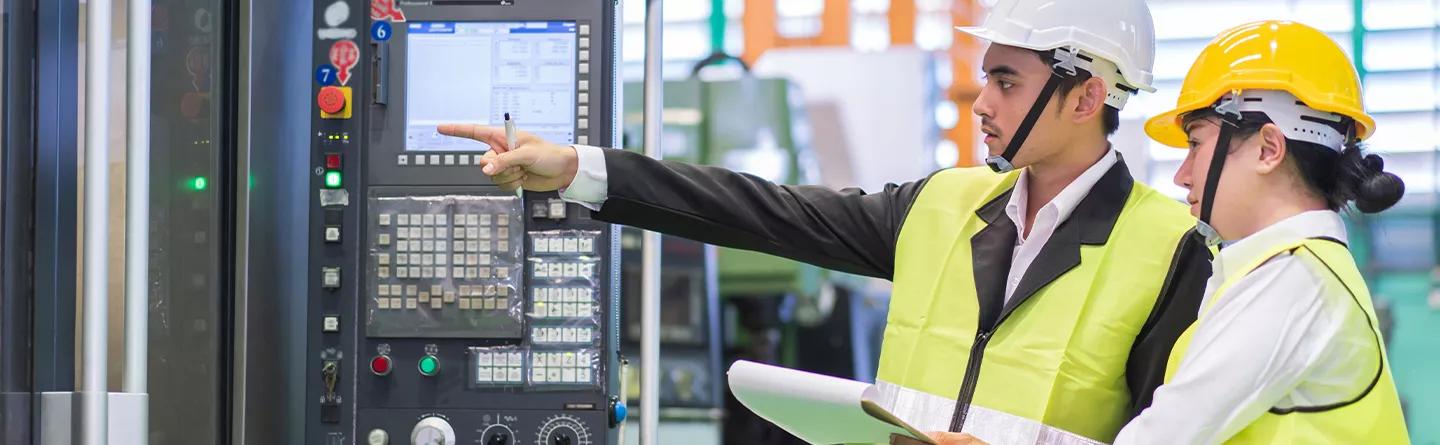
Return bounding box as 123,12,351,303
1145,20,1375,148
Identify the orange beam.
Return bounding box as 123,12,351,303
947,0,983,167
742,0,852,65
889,0,917,45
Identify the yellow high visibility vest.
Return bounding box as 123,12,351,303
1163,238,1410,444
874,164,1198,443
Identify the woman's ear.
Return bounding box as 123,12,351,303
1254,123,1288,174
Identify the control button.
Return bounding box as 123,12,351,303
324,226,341,242
579,106,588,117
317,86,348,115
324,170,343,188
579,24,591,35
411,417,456,445
459,154,470,165
474,155,484,166
322,315,340,332
580,51,590,62
444,154,455,165
579,37,590,49
579,63,589,75
611,399,628,426
577,135,589,145
370,355,393,376
367,428,390,445
429,155,440,165
548,199,567,219
322,267,341,289
487,432,510,445
578,80,590,90
578,92,589,104
325,153,342,169
416,155,427,165
418,354,440,377
397,155,409,165
578,118,589,130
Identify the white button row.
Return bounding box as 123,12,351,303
532,300,595,319
533,287,594,302
476,366,523,383
390,239,497,253
533,262,596,280
532,236,594,254
531,326,594,344
375,296,509,311
383,212,503,227
530,351,593,384
396,154,485,166
477,351,524,367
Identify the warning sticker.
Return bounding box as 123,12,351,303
370,0,407,22
329,40,360,86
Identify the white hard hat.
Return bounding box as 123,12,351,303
957,0,1157,97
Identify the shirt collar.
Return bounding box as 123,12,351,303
1005,148,1119,232
1214,210,1349,282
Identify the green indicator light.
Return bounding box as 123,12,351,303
324,171,343,188
188,176,208,191
418,355,440,376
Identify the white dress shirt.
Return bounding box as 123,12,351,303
1114,210,1380,445
1002,149,1116,303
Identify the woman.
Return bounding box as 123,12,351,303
915,20,1411,445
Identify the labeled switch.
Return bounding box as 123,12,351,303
322,267,341,289
322,315,340,332
318,86,352,119
324,226,341,243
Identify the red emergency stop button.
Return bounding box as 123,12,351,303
370,355,392,376
325,153,342,169
318,86,347,115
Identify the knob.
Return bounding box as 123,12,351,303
411,416,456,445
487,432,510,445
552,436,572,445
367,428,389,445
317,86,347,114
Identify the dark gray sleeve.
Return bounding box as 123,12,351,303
1126,229,1212,416
591,148,931,280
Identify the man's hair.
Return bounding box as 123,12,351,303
1027,49,1121,135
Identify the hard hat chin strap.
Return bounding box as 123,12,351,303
1197,95,1243,247
985,48,1082,173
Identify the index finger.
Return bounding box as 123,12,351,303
436,124,510,152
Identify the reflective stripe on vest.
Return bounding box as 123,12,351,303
878,165,1199,443
873,380,1103,445
1163,238,1410,444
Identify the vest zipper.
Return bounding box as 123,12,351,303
948,330,993,432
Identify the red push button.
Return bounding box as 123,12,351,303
325,153,342,169
370,355,392,376
318,86,347,115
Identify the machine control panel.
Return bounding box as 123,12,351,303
308,0,620,443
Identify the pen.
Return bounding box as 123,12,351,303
503,113,522,197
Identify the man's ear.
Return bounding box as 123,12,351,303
1254,123,1288,175
1069,77,1107,124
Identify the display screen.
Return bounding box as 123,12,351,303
405,21,577,152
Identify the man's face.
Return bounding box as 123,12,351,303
972,44,1067,168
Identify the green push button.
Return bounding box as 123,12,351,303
418,355,440,377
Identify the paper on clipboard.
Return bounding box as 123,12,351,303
727,360,937,445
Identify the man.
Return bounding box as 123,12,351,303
441,1,1210,443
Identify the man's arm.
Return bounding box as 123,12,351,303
1124,230,1211,413
591,148,929,280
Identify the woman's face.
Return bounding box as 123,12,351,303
1172,117,1267,239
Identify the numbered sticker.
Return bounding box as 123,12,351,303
371,21,392,42
315,64,338,86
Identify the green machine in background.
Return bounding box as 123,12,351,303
621,77,826,301
620,76,885,445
